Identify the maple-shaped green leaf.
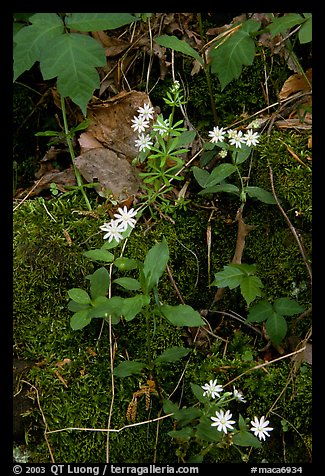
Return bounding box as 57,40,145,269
239,275,264,307
209,20,260,90
13,13,64,81
65,12,138,31
40,33,106,115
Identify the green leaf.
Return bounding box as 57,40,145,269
198,183,240,196
173,407,202,425
155,346,190,364
239,275,264,307
211,265,244,289
273,297,304,316
266,312,288,346
247,300,273,323
68,301,91,312
120,295,150,321
83,249,114,263
238,414,248,431
162,399,179,415
173,130,196,148
168,427,194,440
299,16,312,44
40,33,106,115
68,288,91,304
233,145,251,164
88,296,123,324
87,267,109,300
114,257,139,271
196,417,223,443
190,383,210,404
160,304,205,327
233,430,261,448
13,13,64,81
65,13,138,31
209,24,258,90
70,309,92,330
143,238,169,293
113,361,146,378
192,166,211,188
231,263,257,275
245,186,276,204
113,277,141,291
155,34,203,65
206,163,237,187
267,13,304,36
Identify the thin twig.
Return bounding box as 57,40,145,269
106,263,115,463
224,346,306,388
13,177,44,211
21,380,55,463
46,413,174,435
166,264,185,304
268,166,312,287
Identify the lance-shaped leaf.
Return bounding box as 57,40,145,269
40,33,106,115
83,249,114,263
142,238,169,293
266,313,288,346
113,277,141,291
273,297,304,316
245,186,276,204
155,34,203,65
113,361,146,378
155,346,191,364
86,267,110,300
206,163,237,187
160,304,205,327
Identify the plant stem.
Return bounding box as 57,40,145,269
144,306,152,370
197,13,218,125
60,95,92,210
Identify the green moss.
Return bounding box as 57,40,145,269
13,173,311,462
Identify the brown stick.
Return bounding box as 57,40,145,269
213,206,255,304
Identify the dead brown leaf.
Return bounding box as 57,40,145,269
74,148,140,200
86,90,154,158
92,31,130,57
279,68,312,100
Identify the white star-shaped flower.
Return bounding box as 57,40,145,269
99,220,125,243
131,115,150,133
250,416,274,441
201,379,224,399
134,133,153,152
243,129,260,147
114,206,137,231
211,409,236,434
137,103,155,121
208,126,226,143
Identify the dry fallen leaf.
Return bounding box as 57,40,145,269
86,90,153,158
74,147,140,200
279,68,312,100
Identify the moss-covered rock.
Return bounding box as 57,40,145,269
13,121,311,464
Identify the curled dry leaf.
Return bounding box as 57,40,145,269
279,68,312,100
